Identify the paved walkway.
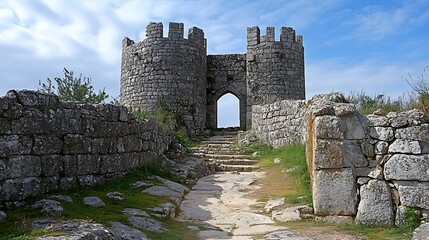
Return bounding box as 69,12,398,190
178,131,311,239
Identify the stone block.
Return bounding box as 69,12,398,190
314,115,343,139
76,155,101,175
41,176,59,193
355,179,394,226
342,115,366,140
375,141,389,155
0,135,33,158
369,127,394,141
33,136,63,155
100,154,125,174
62,155,77,176
395,124,429,143
384,154,429,181
312,169,357,216
361,141,375,158
60,177,77,190
388,139,422,154
397,183,429,210
0,118,10,134
6,155,41,178
41,155,62,176
367,115,389,127
62,134,91,154
313,139,344,169
344,140,368,167
0,177,41,201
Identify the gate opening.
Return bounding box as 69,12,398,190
217,93,239,128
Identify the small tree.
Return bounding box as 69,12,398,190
39,68,109,104
404,66,429,114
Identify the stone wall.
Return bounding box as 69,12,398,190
121,22,207,135
307,93,429,226
0,90,174,208
251,100,307,147
206,54,247,129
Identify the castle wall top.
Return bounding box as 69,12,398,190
247,26,303,47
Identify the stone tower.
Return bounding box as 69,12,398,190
121,22,305,132
120,22,207,135
246,26,305,128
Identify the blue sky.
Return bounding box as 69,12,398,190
1,0,428,127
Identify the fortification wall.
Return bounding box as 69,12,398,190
0,90,173,208
121,22,207,135
251,100,307,147
206,54,247,129
307,93,429,226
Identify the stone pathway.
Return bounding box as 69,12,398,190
179,131,311,239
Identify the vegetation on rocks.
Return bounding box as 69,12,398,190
0,167,197,240
38,68,109,104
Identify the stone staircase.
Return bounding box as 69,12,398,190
190,130,259,172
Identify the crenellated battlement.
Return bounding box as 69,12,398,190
247,26,303,47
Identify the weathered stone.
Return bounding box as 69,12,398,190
341,115,366,140
49,195,73,203
397,183,429,209
413,222,429,240
78,175,102,187
395,206,407,226
128,216,169,233
32,136,62,155
76,155,100,175
384,154,429,181
387,111,409,128
0,211,6,222
369,127,394,141
375,141,389,155
357,177,370,185
6,155,41,178
62,134,91,154
313,139,344,169
129,181,154,189
344,140,368,167
355,167,383,179
142,185,184,204
83,196,105,208
264,197,285,212
273,157,281,164
110,221,148,240
40,155,62,177
35,220,117,240
0,135,33,158
333,103,356,116
32,199,63,217
367,115,389,127
123,208,150,218
0,177,41,201
0,118,10,134
395,124,429,142
355,179,394,226
272,205,306,222
60,177,77,190
314,115,343,139
312,169,357,216
361,141,375,158
106,191,125,201
388,139,422,154
151,202,176,219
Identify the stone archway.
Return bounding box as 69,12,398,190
207,88,247,130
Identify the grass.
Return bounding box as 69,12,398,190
242,142,311,206
0,167,198,240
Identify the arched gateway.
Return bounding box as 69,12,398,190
120,22,305,135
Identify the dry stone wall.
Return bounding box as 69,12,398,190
0,90,174,208
251,100,307,147
307,93,429,226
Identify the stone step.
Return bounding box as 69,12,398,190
215,164,260,172
212,159,258,165
201,140,234,145
198,153,249,159
191,150,241,155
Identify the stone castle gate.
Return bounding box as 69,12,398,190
120,22,305,134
